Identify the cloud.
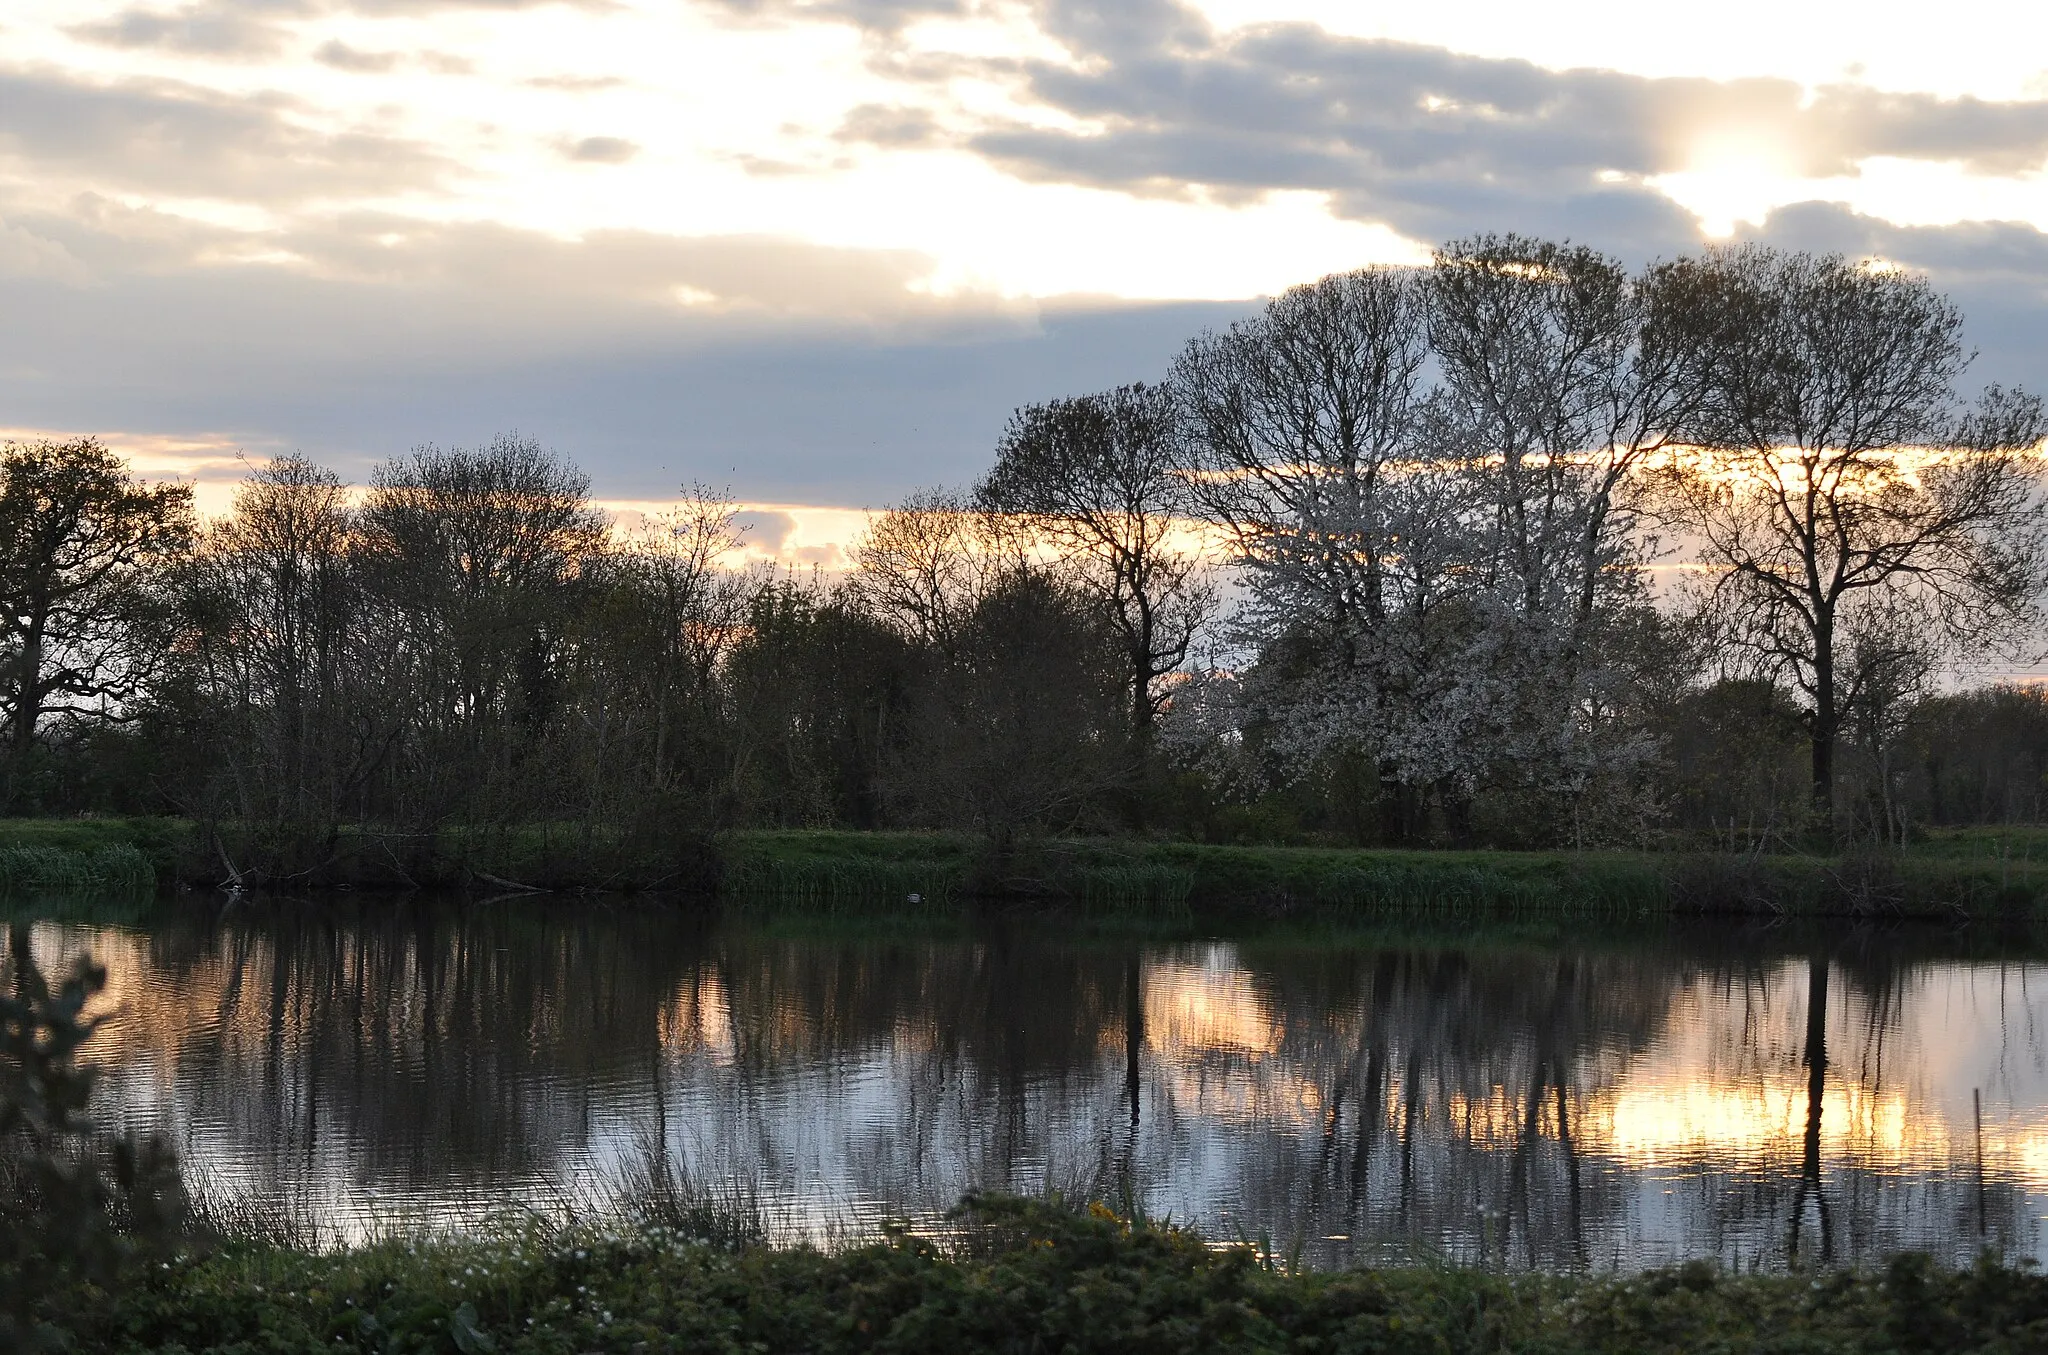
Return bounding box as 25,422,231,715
0,67,455,205
22,0,2048,511
3,191,1027,345
313,39,399,73
1742,202,2048,392
701,0,968,35
827,4,2048,254
0,219,94,284
65,3,295,58
0,64,452,205
524,73,625,91
336,0,613,9
0,180,1232,499
9,189,2048,509
63,0,617,61
834,103,941,147
566,135,637,163
734,508,798,551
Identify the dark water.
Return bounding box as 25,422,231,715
11,900,2048,1270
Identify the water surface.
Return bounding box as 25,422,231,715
11,900,2048,1269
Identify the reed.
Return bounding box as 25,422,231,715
0,842,155,895
603,1144,773,1251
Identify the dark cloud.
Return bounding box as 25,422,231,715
4,198,991,327
0,67,454,203
0,193,1231,499
567,135,637,163
312,39,398,72
1744,203,2048,392
70,0,612,50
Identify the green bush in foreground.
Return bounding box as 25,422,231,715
46,1197,2048,1354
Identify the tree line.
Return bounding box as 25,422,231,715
4,235,2046,864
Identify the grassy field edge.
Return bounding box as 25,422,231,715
7,817,2048,919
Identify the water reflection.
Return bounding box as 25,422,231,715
10,903,2048,1269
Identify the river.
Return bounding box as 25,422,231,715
9,899,2048,1269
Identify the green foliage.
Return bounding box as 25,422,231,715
35,1194,2048,1354
1,925,188,1353
0,818,187,891
0,843,154,895
723,830,2048,920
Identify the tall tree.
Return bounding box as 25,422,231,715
1424,235,1702,831
890,568,1127,855
1173,268,1429,645
573,488,758,817
1653,247,2048,827
0,438,192,781
978,382,1212,740
359,434,608,820
1172,267,1464,836
180,454,391,840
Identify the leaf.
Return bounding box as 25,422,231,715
449,1301,497,1354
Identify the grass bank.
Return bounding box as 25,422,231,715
720,828,2048,921
5,818,2048,920
34,1195,2048,1355
0,816,174,896
0,818,712,895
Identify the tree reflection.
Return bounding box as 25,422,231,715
1788,957,1832,1264
16,907,2047,1266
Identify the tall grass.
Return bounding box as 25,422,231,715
0,843,154,895
603,1143,773,1250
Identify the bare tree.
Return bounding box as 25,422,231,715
1652,247,2048,827
0,438,193,781
977,383,1213,740
1428,235,1701,632
578,488,760,810
846,487,1014,656
889,568,1127,857
187,454,385,835
1173,267,1430,644
359,433,609,821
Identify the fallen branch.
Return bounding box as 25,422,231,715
473,869,544,894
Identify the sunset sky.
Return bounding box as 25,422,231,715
9,0,2048,549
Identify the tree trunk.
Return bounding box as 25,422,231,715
1810,628,1837,835
10,619,42,756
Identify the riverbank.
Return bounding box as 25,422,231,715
39,1195,2048,1354
7,817,2048,919
726,827,2048,920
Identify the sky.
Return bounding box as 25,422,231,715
8,0,2048,557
